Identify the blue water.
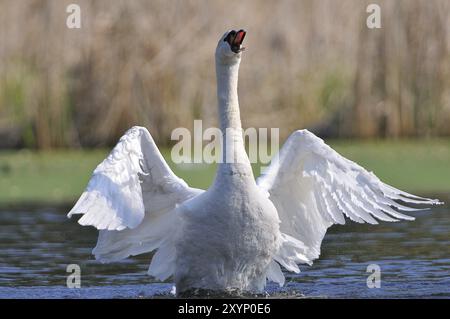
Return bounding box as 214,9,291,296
0,194,449,299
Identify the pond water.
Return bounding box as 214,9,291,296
0,194,449,299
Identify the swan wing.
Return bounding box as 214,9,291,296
258,130,441,269
68,126,198,231
68,126,202,280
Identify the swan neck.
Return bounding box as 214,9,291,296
216,61,242,131
214,58,254,185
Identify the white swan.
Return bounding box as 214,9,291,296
68,29,441,295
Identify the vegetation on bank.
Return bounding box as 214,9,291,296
2,1,450,150
0,139,449,207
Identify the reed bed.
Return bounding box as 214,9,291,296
1,0,449,149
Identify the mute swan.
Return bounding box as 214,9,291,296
68,29,441,295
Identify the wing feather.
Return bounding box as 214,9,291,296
258,129,442,281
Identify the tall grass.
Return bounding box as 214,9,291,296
1,0,450,149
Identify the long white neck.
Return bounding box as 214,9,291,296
216,61,242,131
213,57,254,187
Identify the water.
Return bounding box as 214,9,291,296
0,195,449,299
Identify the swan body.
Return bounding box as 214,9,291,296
175,173,280,292
68,29,441,295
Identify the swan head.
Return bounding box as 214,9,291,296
216,29,246,64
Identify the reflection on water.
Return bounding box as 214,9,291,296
0,194,449,299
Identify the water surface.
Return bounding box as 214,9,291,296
0,194,449,298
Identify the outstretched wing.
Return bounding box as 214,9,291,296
258,130,441,274
68,126,203,280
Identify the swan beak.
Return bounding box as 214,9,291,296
226,29,246,53
233,30,246,47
